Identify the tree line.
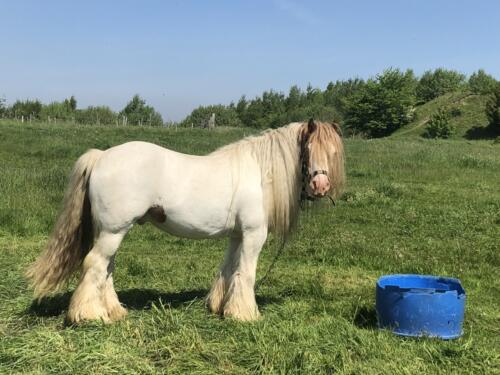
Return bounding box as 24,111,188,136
1,68,499,137
181,68,499,137
0,94,163,127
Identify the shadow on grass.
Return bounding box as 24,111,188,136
353,306,378,330
464,125,499,140
27,288,282,317
118,288,208,310
27,293,71,317
119,288,281,310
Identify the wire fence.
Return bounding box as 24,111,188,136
0,114,180,128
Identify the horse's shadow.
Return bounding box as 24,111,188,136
27,289,208,317
118,288,208,310
27,288,281,318
28,292,72,317
353,305,378,330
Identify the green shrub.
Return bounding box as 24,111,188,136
343,68,417,137
469,69,497,95
486,83,500,132
75,106,118,126
180,104,243,128
424,108,454,138
120,95,163,126
0,97,5,115
40,101,74,121
449,106,462,117
9,99,43,119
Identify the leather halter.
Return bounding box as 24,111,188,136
300,134,329,204
312,170,328,177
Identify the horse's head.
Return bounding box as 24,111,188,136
300,119,344,200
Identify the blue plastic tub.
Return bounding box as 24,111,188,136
376,274,466,339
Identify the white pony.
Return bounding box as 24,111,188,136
27,120,345,324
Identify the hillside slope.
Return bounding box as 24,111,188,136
392,92,490,139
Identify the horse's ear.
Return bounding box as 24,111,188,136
331,122,343,136
307,118,317,134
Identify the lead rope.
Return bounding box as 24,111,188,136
257,124,340,289
255,239,287,290
257,139,309,290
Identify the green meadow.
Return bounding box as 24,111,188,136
0,121,499,374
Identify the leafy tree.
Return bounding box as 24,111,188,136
240,97,265,128
187,83,342,129
344,68,416,137
286,85,304,110
0,97,5,116
35,96,78,121
305,84,323,106
282,86,307,123
10,99,43,119
486,83,500,132
120,95,163,126
416,68,466,102
63,95,77,111
232,90,288,128
76,106,118,125
235,96,248,121
424,108,454,138
180,104,242,127
469,69,497,95
40,101,74,121
261,90,287,128
324,78,366,119
290,85,339,124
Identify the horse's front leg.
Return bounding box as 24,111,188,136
222,226,267,321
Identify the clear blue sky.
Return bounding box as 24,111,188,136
1,0,499,121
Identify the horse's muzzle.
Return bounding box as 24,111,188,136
310,174,330,197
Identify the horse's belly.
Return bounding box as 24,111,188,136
152,207,235,239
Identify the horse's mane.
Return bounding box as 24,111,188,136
212,121,345,241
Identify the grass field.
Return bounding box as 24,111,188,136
0,121,499,374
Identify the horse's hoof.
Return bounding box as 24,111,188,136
107,304,128,322
223,305,261,321
66,304,112,325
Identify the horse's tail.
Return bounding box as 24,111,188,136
26,149,103,301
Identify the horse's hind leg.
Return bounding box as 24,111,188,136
207,236,241,314
67,230,126,324
102,255,128,321
222,226,267,321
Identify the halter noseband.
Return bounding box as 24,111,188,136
312,170,328,177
